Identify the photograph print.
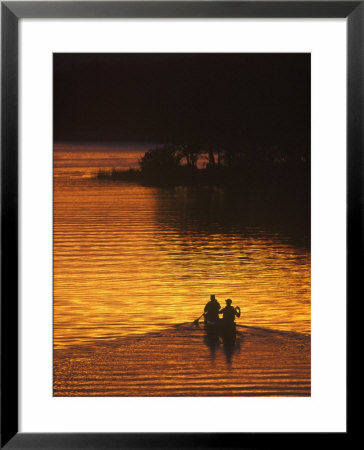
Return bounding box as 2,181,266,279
53,53,310,396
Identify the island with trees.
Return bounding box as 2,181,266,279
96,139,310,198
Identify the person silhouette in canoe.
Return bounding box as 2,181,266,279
219,299,241,328
204,294,221,325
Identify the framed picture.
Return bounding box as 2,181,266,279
1,1,355,448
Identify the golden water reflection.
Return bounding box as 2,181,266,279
54,169,310,350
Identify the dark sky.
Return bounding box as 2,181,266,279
54,53,310,149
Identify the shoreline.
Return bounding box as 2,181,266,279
94,165,310,190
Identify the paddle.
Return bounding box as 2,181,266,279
192,313,205,326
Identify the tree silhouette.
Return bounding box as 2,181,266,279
178,142,200,168
139,144,182,183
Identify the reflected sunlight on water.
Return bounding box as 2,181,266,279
54,324,311,396
54,146,310,350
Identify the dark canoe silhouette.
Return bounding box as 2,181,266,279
204,318,237,344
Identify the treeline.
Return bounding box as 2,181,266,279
96,141,309,190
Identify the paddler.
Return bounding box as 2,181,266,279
219,299,240,325
204,294,221,324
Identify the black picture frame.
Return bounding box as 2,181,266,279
1,1,356,448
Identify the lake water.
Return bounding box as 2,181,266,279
53,143,310,351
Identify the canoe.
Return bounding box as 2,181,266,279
204,319,236,340
204,319,220,336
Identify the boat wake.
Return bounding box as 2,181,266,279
54,323,310,397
